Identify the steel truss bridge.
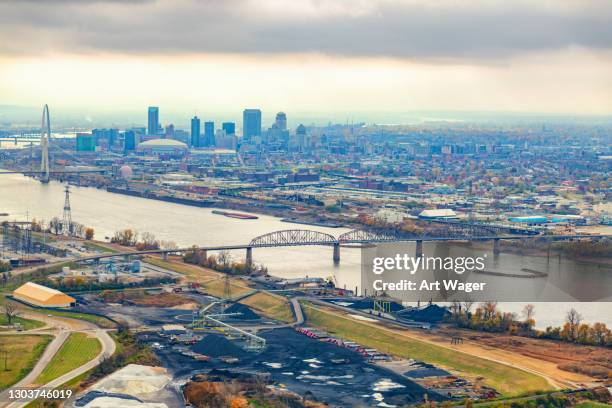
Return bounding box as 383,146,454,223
59,225,610,266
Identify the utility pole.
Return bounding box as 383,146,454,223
62,185,72,235
223,274,231,302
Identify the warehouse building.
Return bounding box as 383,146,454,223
13,282,76,308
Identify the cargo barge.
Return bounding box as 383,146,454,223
212,210,259,220
106,187,216,208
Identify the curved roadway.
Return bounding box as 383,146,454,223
0,311,116,408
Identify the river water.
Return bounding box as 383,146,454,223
0,172,610,328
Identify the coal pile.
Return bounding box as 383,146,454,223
398,304,450,322
225,303,260,320
192,334,248,358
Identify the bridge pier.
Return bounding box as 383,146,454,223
493,238,500,255
333,243,340,264
163,252,169,261
246,247,253,270
201,249,208,261
415,240,423,258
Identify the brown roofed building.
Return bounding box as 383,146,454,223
13,282,76,308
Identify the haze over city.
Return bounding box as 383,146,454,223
1,2,611,408
1,0,612,125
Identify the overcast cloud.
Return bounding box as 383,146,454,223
1,0,611,60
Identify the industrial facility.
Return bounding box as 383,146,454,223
12,281,76,308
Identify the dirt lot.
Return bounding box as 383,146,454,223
99,289,196,308
445,328,612,379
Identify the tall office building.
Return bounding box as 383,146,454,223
123,130,136,152
147,106,159,136
296,124,306,151
275,112,287,131
76,133,96,152
204,121,215,147
165,123,174,139
191,116,201,147
222,122,236,135
242,109,261,140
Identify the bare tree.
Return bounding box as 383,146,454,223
4,302,20,325
482,301,498,321
217,250,232,269
462,298,475,316
160,240,178,250
522,304,535,322
566,308,583,341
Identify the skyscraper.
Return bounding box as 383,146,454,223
222,122,236,135
147,106,159,136
296,124,306,151
204,121,215,147
242,109,261,140
123,130,136,152
165,123,174,139
275,112,287,131
191,116,201,147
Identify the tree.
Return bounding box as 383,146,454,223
218,250,232,270
111,229,138,246
522,304,535,322
159,240,178,250
462,299,475,316
85,227,95,240
589,322,610,346
3,302,20,325
522,304,536,331
482,301,498,321
137,232,159,250
565,308,582,341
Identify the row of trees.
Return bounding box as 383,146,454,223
110,229,177,251
450,301,612,347
183,247,268,276
31,217,94,239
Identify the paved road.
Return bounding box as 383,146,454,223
0,311,116,408
290,297,304,325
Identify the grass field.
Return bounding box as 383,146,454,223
0,314,45,331
0,335,52,390
240,292,294,323
574,402,612,408
39,309,115,329
83,241,120,253
35,332,101,385
144,256,253,298
302,303,552,396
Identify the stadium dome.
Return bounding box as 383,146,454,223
136,138,188,154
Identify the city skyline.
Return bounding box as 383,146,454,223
0,0,611,117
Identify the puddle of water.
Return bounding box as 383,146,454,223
303,358,323,364
309,363,321,368
372,379,406,392
281,372,294,376
297,374,331,381
263,362,282,369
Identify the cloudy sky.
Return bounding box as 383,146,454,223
1,0,611,122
